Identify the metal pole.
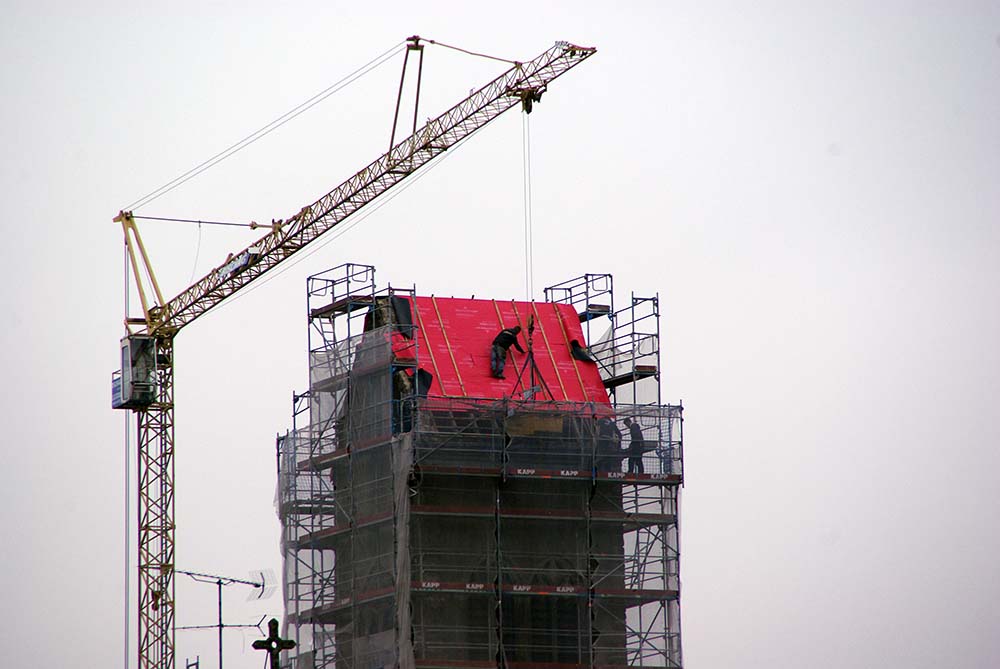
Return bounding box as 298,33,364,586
411,43,424,135
217,580,223,669
389,46,412,152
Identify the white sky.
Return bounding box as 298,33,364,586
2,2,999,667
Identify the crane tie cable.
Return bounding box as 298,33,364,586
124,37,520,217
197,126,479,320
423,38,518,65
124,40,405,212
127,36,537,319
132,215,255,228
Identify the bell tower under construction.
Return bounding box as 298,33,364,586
276,263,684,669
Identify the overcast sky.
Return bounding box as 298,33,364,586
2,2,999,668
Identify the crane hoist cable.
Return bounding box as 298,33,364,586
523,110,534,301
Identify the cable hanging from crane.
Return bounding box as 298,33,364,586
523,111,534,301
188,221,203,285
124,40,406,212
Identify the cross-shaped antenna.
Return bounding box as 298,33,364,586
252,618,296,669
176,568,269,669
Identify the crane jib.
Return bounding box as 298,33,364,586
150,42,595,335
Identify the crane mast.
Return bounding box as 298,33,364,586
113,39,595,669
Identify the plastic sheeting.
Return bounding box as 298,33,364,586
393,435,415,669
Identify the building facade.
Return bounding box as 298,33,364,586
277,264,684,669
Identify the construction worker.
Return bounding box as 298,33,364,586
596,415,623,472
490,325,524,379
623,417,645,474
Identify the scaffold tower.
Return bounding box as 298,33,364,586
277,264,684,669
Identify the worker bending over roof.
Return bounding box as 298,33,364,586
490,325,524,379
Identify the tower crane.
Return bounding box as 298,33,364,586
112,38,595,669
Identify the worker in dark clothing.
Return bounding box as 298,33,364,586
596,415,623,472
491,325,524,379
570,339,595,363
623,417,645,474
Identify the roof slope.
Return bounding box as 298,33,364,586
402,296,609,404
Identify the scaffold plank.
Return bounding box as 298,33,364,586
602,365,657,389
309,294,375,319
578,303,611,322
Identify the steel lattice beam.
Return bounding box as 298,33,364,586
137,336,175,669
147,42,595,335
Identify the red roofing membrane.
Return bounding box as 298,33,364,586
397,296,610,405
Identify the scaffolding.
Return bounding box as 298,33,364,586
277,265,684,669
